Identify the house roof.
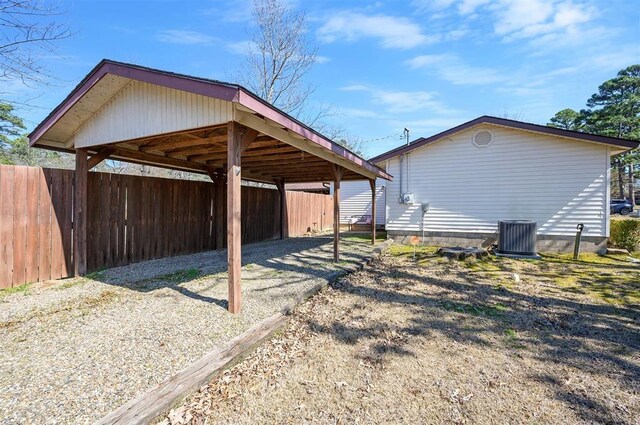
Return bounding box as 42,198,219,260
29,59,391,182
370,115,639,163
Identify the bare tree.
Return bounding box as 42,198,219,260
0,0,71,86
239,0,317,117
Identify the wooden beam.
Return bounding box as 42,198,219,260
275,179,288,240
331,164,343,262
164,142,220,156
87,147,115,170
140,137,200,153
227,122,242,314
110,146,210,173
370,179,376,246
95,312,288,425
74,148,88,276
241,153,321,165
240,128,259,153
194,141,289,162
235,111,379,180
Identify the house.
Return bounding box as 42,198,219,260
333,180,386,230
343,116,639,252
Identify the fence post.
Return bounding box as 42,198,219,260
74,149,88,276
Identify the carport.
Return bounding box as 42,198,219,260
28,60,391,313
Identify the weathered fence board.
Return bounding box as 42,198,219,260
286,190,334,236
0,165,335,289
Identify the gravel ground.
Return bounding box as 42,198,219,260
163,246,640,425
0,234,377,424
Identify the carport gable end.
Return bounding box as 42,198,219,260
28,59,390,183
28,59,392,314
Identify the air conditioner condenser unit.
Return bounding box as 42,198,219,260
399,193,415,204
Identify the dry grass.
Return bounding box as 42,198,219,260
163,246,640,425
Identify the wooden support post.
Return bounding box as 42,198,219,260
331,164,343,262
275,178,287,240
73,148,88,276
207,169,226,250
227,122,242,314
370,179,376,245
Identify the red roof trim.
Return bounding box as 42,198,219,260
370,115,639,163
236,90,383,175
29,59,390,180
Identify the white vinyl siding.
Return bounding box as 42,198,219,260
71,80,232,148
384,125,610,237
333,180,386,225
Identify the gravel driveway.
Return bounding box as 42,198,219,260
0,234,377,424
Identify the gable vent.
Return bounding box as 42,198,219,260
473,130,493,147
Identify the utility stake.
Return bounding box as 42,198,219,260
573,223,584,260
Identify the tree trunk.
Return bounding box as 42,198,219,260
618,162,625,199
628,163,635,205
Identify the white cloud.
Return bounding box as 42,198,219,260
457,0,490,14
341,84,372,92
411,0,457,12
317,12,437,49
405,54,505,85
156,30,217,45
226,40,256,54
225,40,329,63
199,0,253,23
338,107,383,119
340,84,458,114
494,0,596,41
418,0,600,48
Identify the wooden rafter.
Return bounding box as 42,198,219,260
88,147,115,170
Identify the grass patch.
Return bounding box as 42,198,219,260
540,252,633,266
0,282,32,298
343,232,388,243
85,269,107,281
440,300,508,317
389,244,439,261
54,280,84,290
157,268,201,283
504,328,526,349
462,256,504,272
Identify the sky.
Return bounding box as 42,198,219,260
5,0,640,158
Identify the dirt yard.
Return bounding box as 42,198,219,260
163,246,640,425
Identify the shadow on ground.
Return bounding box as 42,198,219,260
85,234,375,311
306,250,640,424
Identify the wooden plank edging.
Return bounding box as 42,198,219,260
95,238,394,425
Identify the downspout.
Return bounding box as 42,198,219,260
399,154,404,203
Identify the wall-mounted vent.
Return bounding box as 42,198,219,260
473,130,493,147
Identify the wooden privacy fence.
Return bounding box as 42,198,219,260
286,190,333,236
0,165,334,289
